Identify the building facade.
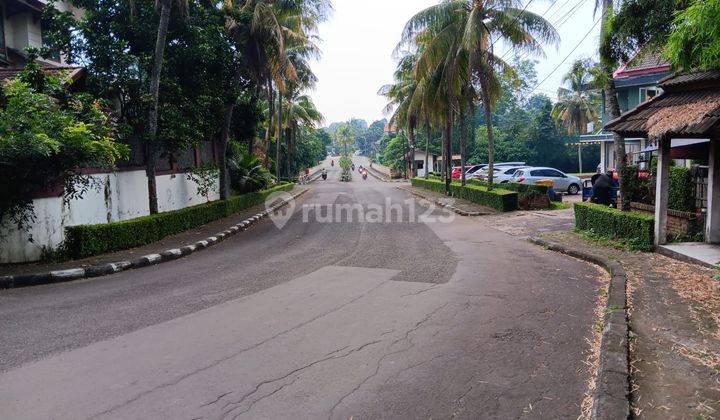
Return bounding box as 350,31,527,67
580,50,670,172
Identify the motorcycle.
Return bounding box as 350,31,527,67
362,171,368,180
331,160,334,166
321,172,328,180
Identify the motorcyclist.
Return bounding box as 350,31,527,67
321,168,327,180
331,160,334,166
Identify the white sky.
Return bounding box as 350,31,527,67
310,0,602,125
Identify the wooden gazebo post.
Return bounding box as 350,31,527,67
654,135,671,246
706,136,720,243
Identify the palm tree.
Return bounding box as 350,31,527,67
241,0,297,174
552,59,600,135
283,92,324,174
400,0,558,189
381,54,420,179
242,0,330,178
596,0,629,209
146,0,189,214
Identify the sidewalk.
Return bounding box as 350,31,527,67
538,230,720,419
1,186,308,278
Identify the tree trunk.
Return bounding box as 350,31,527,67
408,125,416,179
276,90,282,179
480,83,495,189
460,110,467,186
424,124,430,179
217,65,243,200
444,114,452,196
146,2,171,214
264,81,274,168
601,0,628,210
606,76,628,209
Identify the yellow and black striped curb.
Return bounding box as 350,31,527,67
0,188,310,289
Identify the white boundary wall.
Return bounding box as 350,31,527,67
0,170,219,263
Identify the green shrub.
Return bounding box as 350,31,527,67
63,183,294,259
411,177,518,212
574,202,655,251
668,167,695,212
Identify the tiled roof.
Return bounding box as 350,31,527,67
0,65,85,84
606,72,720,139
614,48,670,79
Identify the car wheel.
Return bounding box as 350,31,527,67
567,184,580,195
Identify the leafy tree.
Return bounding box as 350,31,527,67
335,123,355,154
146,0,189,214
0,63,128,231
665,0,720,71
604,0,689,63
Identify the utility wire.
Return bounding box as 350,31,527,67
498,0,588,64
527,16,601,95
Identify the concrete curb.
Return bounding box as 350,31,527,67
528,237,630,420
397,186,488,217
0,188,309,290
366,166,404,183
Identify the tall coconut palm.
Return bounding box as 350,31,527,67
400,0,558,188
596,0,629,209
381,54,420,179
146,0,189,214
552,59,600,135
283,92,324,174
242,0,297,173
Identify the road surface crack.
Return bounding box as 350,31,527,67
89,280,390,419
328,302,449,420
220,340,383,419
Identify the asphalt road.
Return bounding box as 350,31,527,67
0,159,605,419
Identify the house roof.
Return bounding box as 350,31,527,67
605,71,720,139
0,50,85,85
613,48,670,80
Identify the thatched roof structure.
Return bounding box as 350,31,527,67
605,71,720,141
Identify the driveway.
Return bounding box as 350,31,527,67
0,160,605,419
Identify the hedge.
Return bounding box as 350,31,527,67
669,166,695,212
574,202,654,251
63,183,294,259
411,177,518,212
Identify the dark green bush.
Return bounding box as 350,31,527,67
411,177,518,212
64,183,294,259
668,167,695,212
574,202,655,251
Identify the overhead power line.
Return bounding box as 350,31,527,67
528,16,601,95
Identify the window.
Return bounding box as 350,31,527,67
0,7,7,63
640,87,662,103
415,160,424,170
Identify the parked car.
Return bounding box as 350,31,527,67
478,166,528,183
512,167,582,194
473,164,527,181
464,164,485,177
451,164,483,179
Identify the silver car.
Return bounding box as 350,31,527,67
473,165,527,182
512,167,582,195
